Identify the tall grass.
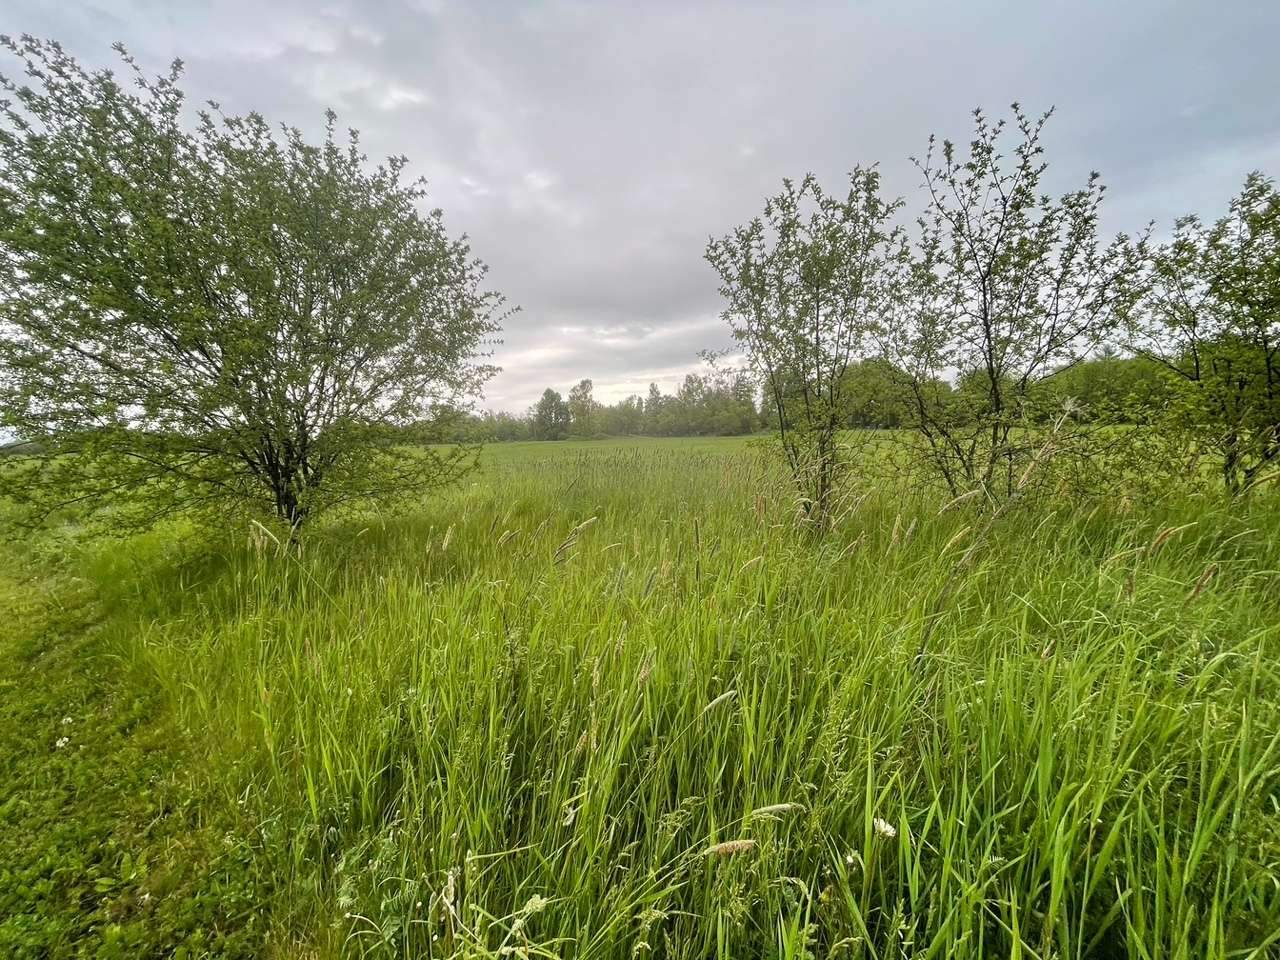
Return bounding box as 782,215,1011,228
80,438,1280,957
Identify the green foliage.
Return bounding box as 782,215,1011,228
707,168,904,520
640,369,761,438
838,357,914,429
599,393,645,437
3,31,1280,959
1128,172,1280,494
0,540,274,958
567,378,600,437
463,410,533,443
478,370,762,442
881,105,1144,500
531,388,571,440
1046,350,1172,422
0,37,506,531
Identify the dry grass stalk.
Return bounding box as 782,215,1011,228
554,516,598,563
886,513,902,555
941,525,971,554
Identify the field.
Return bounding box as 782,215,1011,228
2,436,1279,959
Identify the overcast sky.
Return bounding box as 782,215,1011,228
6,1,1280,411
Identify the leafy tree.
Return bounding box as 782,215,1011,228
567,378,599,437
531,388,570,440
0,38,505,531
1127,172,1280,494
484,410,533,442
671,374,709,435
1046,349,1170,423
677,367,759,435
517,374,759,442
445,410,530,443
707,168,903,522
599,395,644,436
839,357,912,429
880,105,1142,500
643,383,669,435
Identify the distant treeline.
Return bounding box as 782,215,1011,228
447,351,1172,442
451,371,764,442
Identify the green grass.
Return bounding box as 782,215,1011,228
0,533,275,958
3,437,1279,958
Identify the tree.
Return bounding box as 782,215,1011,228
1127,172,1280,494
706,168,903,522
644,383,669,435
447,410,530,443
881,105,1141,500
567,378,599,436
599,394,643,436
1045,349,1169,423
531,388,570,440
839,357,912,428
0,38,505,531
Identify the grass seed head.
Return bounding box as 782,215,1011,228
1147,522,1194,556
704,839,756,857
701,689,737,715
750,802,803,819
1186,562,1218,602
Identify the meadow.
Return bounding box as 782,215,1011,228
2,436,1279,958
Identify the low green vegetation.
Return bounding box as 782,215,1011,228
3,438,1277,957
0,531,274,958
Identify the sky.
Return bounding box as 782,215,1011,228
4,0,1280,412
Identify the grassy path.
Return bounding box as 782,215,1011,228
0,563,271,959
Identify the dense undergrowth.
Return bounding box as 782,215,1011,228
3,437,1279,958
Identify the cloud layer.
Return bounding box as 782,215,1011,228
7,0,1280,410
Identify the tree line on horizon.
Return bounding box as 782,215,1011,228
453,370,764,441
449,348,1174,443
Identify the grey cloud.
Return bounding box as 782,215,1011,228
5,0,1279,410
